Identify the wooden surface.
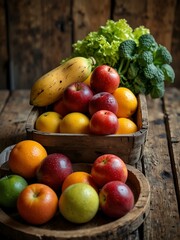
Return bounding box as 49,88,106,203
0,0,179,90
0,88,180,239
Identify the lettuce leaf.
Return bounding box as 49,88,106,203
71,19,150,68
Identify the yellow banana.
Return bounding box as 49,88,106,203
30,57,95,107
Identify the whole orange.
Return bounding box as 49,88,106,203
113,87,138,118
60,112,90,134
62,171,98,192
17,183,58,225
116,118,138,134
8,140,47,179
35,111,62,133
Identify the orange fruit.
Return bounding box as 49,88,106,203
8,140,47,179
62,171,98,192
17,183,58,225
113,87,138,118
35,111,62,133
60,112,90,134
116,118,138,134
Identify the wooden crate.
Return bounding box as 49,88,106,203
26,94,148,165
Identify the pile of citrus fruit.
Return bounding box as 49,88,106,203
34,65,138,136
0,139,135,225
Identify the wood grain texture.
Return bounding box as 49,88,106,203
0,90,32,152
72,0,111,42
141,93,180,239
6,0,72,89
0,0,8,89
164,88,180,215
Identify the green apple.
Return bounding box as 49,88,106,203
0,174,28,208
59,183,99,223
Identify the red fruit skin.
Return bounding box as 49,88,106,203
36,153,73,191
89,110,119,135
91,154,128,187
99,181,134,218
53,98,70,117
90,65,120,93
89,92,118,116
63,82,93,113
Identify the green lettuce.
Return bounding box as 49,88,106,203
71,19,150,68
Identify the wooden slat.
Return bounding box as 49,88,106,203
0,90,32,152
171,2,180,89
164,88,180,213
72,0,111,42
141,95,180,239
0,0,8,89
0,90,9,112
113,0,147,28
145,0,176,50
6,0,72,90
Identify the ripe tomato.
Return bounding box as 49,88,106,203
17,183,58,225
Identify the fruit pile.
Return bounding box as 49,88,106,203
0,140,134,225
32,60,138,135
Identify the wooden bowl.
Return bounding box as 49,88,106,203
0,146,150,240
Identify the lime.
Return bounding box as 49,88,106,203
0,174,28,208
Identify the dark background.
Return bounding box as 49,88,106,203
0,0,179,90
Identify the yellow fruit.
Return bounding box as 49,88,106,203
83,72,92,86
35,111,62,133
30,57,95,107
116,118,138,134
8,140,47,179
60,112,90,134
113,87,138,118
59,183,99,223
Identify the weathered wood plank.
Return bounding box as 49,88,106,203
0,0,8,89
0,90,32,152
145,0,176,50
0,90,9,112
72,0,111,42
113,0,147,28
6,0,72,90
141,95,180,239
171,2,180,89
164,88,180,214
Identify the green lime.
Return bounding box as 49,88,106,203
0,174,28,208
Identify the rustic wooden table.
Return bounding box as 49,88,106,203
0,88,180,240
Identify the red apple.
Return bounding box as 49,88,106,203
53,98,70,117
89,92,118,116
91,154,128,187
63,82,93,113
89,110,119,135
90,65,120,93
99,181,134,218
36,153,73,191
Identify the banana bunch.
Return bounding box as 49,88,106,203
30,57,95,107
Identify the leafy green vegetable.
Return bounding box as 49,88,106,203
63,19,175,99
71,19,149,68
